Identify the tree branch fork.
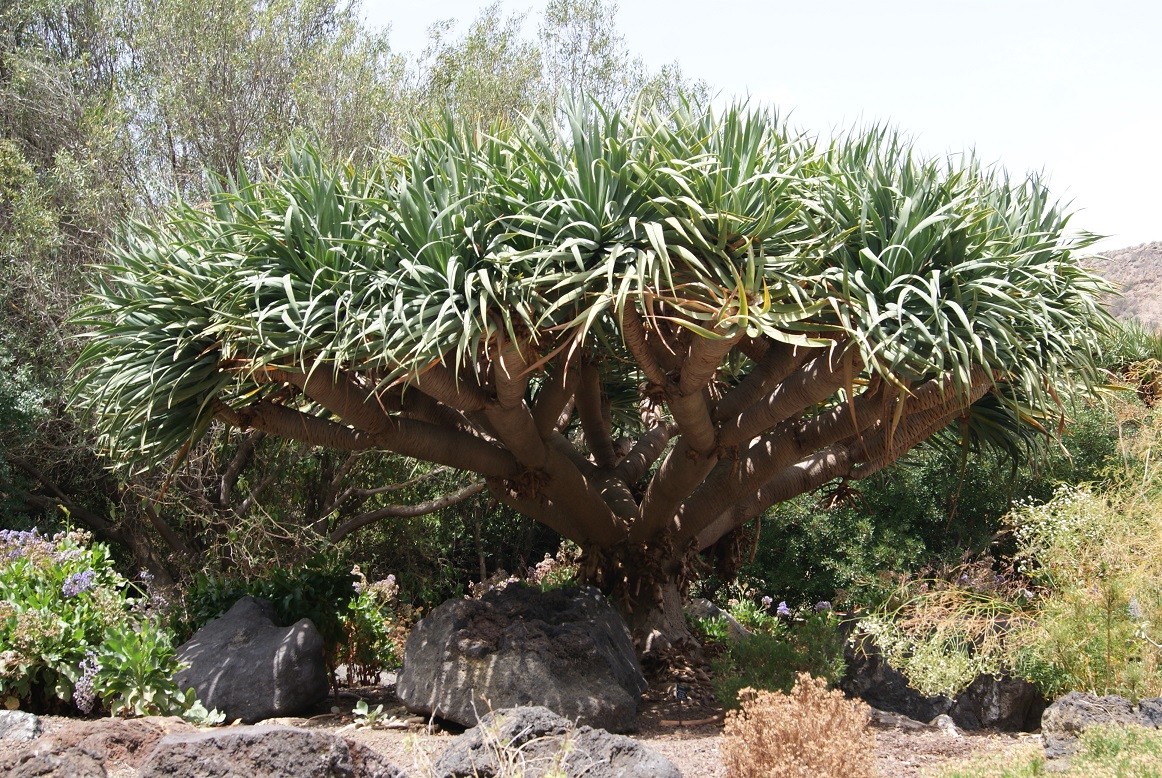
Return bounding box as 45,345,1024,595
210,315,997,553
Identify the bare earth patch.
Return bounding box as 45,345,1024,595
303,701,1039,778
0,686,1040,777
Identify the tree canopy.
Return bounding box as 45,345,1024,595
73,103,1114,629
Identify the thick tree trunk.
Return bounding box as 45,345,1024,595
622,578,693,655
583,543,698,658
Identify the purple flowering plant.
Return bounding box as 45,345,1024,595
0,527,213,720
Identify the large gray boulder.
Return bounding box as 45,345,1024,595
431,706,681,778
397,585,645,732
175,596,330,723
1041,692,1162,758
139,724,406,778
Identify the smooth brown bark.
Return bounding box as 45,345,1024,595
210,314,999,619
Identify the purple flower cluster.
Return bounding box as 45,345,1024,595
73,652,99,714
776,600,792,617
368,574,399,601
814,601,832,612
0,529,53,560
61,569,97,598
131,569,170,616
761,595,774,609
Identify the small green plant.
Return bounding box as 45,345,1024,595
524,542,580,592
691,615,732,644
352,698,386,727
727,597,779,632
95,621,222,721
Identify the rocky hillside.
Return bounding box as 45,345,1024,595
1085,242,1162,328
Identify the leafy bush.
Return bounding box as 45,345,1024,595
340,566,414,684
175,552,356,645
722,673,875,778
734,400,1120,609
709,609,846,708
857,403,1162,701
524,542,580,591
1007,485,1162,700
0,528,213,718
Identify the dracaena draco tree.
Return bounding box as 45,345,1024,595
72,104,1115,651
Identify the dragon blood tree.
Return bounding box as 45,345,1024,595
73,104,1114,650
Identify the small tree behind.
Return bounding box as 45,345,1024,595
73,103,1114,647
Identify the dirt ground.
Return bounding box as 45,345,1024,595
0,683,1042,777
337,697,1038,778
281,680,1039,777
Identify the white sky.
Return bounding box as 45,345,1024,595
363,0,1161,251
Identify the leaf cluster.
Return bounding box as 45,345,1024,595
73,102,1115,480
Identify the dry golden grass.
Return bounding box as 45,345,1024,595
722,673,875,778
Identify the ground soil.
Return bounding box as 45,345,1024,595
0,679,1042,777
330,683,1039,777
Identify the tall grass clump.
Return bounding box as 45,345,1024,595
857,393,1162,701
722,673,875,778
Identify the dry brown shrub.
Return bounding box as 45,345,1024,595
722,673,875,778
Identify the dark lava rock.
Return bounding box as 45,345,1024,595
0,747,106,777
139,724,406,778
1041,692,1161,758
949,674,1046,731
842,637,1046,731
431,706,681,778
175,596,330,723
397,585,645,732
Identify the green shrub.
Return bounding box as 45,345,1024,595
0,528,214,719
733,400,1120,609
524,542,580,591
1008,485,1162,700
857,440,1162,701
711,610,846,708
174,553,356,645
340,566,413,684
